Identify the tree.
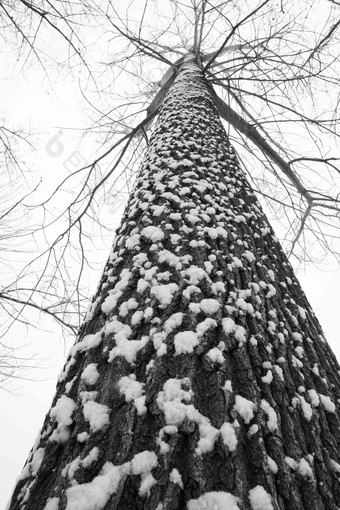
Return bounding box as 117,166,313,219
0,0,340,357
7,53,340,510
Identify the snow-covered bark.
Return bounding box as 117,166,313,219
8,58,340,510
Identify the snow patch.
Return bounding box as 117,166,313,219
187,492,240,510
125,234,140,250
101,270,131,314
102,295,120,315
196,422,219,455
83,401,110,432
330,459,340,474
297,458,313,478
183,266,207,285
307,389,320,407
267,270,275,282
73,332,102,356
141,226,164,242
77,432,89,443
152,331,167,357
20,447,45,480
285,456,298,470
156,378,193,426
260,400,278,432
65,462,129,510
267,456,278,474
248,424,258,436
174,331,199,355
151,283,179,308
44,498,60,510
220,422,237,451
139,473,157,497
266,285,276,298
222,317,236,334
222,317,246,343
119,298,138,318
169,468,183,488
297,395,313,421
164,313,183,333
206,347,224,364
199,298,220,315
131,310,144,325
223,380,233,392
118,374,146,415
285,457,313,478
243,250,255,263
81,364,100,386
131,450,158,475
292,332,303,342
131,450,158,497
49,396,77,443
261,371,273,385
109,336,148,364
234,395,256,424
137,278,149,293
320,394,336,413
298,306,307,320
196,318,217,337
182,284,201,300
273,365,284,381
211,282,225,295
249,486,273,510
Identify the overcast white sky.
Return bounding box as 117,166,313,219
1,2,340,506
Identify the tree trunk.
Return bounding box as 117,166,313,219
8,57,340,510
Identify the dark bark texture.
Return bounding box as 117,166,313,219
8,58,340,510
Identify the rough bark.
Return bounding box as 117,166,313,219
8,57,340,510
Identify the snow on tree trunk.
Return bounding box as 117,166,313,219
8,58,340,510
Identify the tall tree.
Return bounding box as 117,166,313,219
7,54,340,510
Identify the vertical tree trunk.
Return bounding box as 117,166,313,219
8,57,340,510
